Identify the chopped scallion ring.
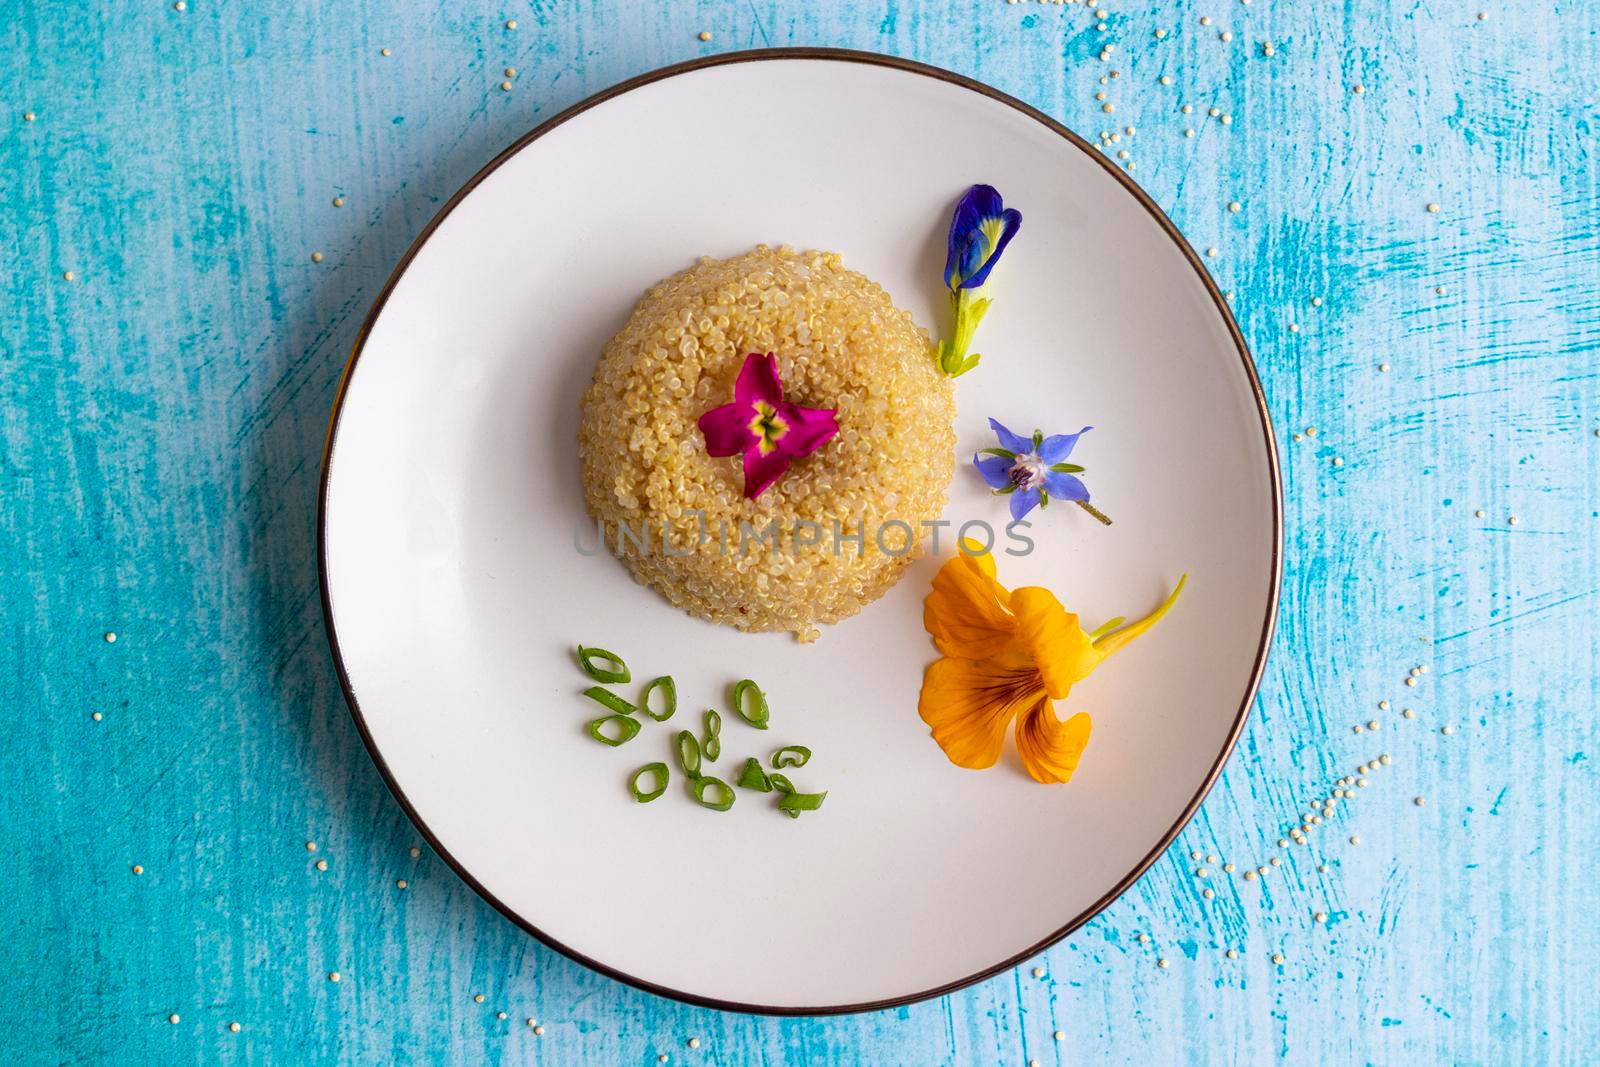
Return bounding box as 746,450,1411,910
735,757,772,792
703,709,722,761
576,645,630,684
588,714,641,747
768,772,794,794
730,679,770,729
675,730,702,779
629,762,669,802
771,745,811,768
691,775,735,812
639,676,676,721
777,789,827,818
583,686,637,716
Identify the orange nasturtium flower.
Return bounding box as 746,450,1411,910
918,545,1185,784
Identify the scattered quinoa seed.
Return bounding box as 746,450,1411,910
1415,796,1426,806
169,1014,180,1024
104,632,117,643
505,19,517,29
229,1022,241,1032
132,865,144,875
1427,202,1441,213
1157,958,1170,968
1032,966,1045,978
474,994,485,1003
687,1037,701,1049
328,971,340,982
1314,912,1327,923
311,251,324,263
698,31,711,41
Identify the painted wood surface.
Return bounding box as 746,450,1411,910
3,1,1597,1063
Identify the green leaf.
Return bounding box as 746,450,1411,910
979,448,1016,460
1049,463,1085,473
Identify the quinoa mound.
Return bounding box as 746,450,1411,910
579,245,957,641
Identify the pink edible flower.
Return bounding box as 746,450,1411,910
697,353,839,500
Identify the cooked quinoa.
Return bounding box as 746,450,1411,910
578,245,957,640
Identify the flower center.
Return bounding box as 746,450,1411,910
1008,452,1046,490
748,401,789,455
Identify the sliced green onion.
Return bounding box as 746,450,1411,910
777,789,828,819
735,757,772,792
582,686,637,716
576,645,630,684
639,676,676,721
674,730,702,779
768,772,794,794
730,679,770,730
629,762,669,802
588,714,641,747
771,745,811,768
702,709,722,761
691,775,735,812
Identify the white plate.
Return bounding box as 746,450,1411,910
319,50,1280,1014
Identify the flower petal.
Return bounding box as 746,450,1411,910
919,648,1044,769
1036,426,1092,464
1009,485,1041,522
733,352,783,408
957,205,1022,291
698,402,757,457
943,186,995,290
973,453,1013,489
1092,574,1188,658
924,548,1015,659
1044,470,1090,503
1008,586,1103,699
988,418,1033,456
776,402,838,458
741,445,791,500
1015,701,1093,784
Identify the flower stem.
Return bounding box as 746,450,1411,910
1075,500,1113,526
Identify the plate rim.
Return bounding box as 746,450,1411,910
316,46,1284,1016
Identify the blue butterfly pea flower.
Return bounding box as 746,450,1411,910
937,185,1022,377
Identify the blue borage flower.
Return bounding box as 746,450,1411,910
974,418,1111,525
936,185,1022,377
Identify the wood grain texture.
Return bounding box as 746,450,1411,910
3,1,1597,1063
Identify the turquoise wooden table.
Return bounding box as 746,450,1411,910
5,1,1597,1063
